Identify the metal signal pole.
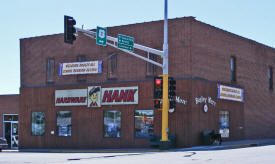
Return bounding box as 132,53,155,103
160,0,169,149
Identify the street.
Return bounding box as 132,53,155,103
0,145,275,164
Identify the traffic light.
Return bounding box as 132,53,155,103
168,77,176,109
154,76,163,99
64,15,76,44
168,77,176,98
154,99,162,109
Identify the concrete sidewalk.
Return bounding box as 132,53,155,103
4,138,275,153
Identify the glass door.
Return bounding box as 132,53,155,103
11,123,18,149
3,114,19,149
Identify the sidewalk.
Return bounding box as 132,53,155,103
4,138,275,153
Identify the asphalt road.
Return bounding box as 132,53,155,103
1,145,275,164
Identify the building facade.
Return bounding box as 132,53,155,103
0,94,19,149
18,17,275,149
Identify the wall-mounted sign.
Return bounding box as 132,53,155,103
101,86,138,105
175,96,187,105
217,84,244,102
88,86,102,107
55,89,87,106
203,104,208,113
59,60,102,75
195,96,216,107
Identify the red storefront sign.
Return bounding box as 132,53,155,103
101,86,138,105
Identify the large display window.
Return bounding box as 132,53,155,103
103,110,121,138
31,112,45,136
134,110,154,138
57,111,72,137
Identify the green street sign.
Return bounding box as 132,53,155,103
117,34,134,51
96,26,107,46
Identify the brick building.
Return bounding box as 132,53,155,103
0,94,19,149
18,17,275,149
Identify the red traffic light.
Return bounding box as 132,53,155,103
155,79,162,85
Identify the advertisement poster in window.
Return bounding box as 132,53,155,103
88,86,101,107
135,110,154,138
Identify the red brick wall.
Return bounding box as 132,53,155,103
0,95,19,137
19,17,275,148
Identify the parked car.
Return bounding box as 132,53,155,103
0,137,8,151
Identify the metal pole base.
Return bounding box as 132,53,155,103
159,141,170,150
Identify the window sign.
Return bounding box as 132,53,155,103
103,111,121,138
134,110,154,138
57,111,72,137
31,112,45,136
219,111,230,138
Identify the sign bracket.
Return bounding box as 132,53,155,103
76,28,164,68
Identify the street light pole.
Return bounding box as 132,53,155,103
160,0,169,149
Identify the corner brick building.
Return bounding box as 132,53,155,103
18,17,275,149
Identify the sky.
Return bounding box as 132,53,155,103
0,0,275,94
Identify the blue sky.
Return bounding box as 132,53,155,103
1,0,275,94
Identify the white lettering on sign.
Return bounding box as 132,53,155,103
195,96,216,107
101,86,138,105
175,96,187,105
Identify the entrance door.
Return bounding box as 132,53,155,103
3,114,18,149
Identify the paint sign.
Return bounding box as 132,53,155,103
217,84,244,102
59,60,102,75
55,89,87,106
87,86,102,107
101,86,138,105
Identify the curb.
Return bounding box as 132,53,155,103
224,142,259,149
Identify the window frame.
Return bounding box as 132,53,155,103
56,110,72,137
134,109,154,138
77,55,87,82
268,66,273,90
46,58,55,83
146,53,157,77
31,111,46,136
103,110,121,138
230,56,236,83
107,53,117,79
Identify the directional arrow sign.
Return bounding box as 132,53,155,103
117,34,134,51
96,26,107,46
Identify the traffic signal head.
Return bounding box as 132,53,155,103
64,15,76,44
154,100,162,109
168,77,176,98
154,76,163,99
169,100,176,109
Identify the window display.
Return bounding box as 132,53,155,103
31,112,45,136
103,111,121,138
219,111,229,138
57,111,72,136
135,110,154,138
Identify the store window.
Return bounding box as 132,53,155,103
46,58,55,83
103,110,121,138
107,53,117,79
219,111,229,138
77,55,87,82
31,112,45,136
230,56,236,83
268,66,273,90
57,111,72,137
146,53,157,77
134,110,154,138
